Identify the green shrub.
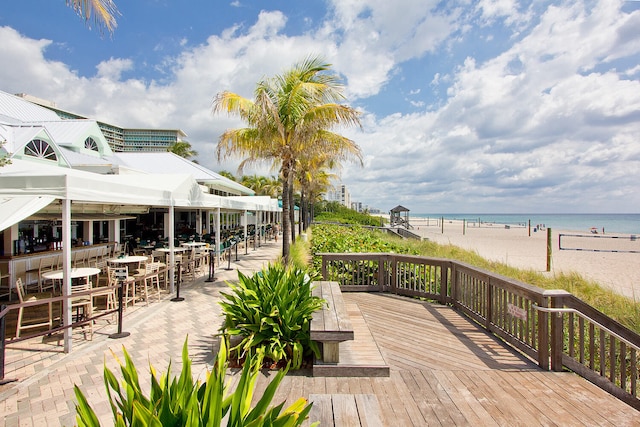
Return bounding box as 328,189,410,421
310,224,415,272
313,201,383,226
74,337,315,426
219,264,325,369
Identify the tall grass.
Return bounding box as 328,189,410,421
289,230,312,270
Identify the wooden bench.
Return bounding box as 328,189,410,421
308,394,384,427
311,281,354,363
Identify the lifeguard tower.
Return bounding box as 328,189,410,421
390,205,412,229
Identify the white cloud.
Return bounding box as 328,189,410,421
0,1,639,213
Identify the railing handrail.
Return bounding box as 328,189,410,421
533,304,640,353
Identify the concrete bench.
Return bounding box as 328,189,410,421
308,394,384,427
311,281,354,363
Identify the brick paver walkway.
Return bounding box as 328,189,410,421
0,241,282,426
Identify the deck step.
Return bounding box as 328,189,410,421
313,302,389,377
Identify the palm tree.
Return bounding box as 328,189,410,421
214,57,362,262
296,158,336,231
66,0,120,35
218,170,237,181
241,175,282,198
168,141,198,160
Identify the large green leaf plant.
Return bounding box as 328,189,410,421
74,337,315,426
219,264,325,370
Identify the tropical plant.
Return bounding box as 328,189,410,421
296,155,337,232
241,175,281,198
168,141,199,160
66,0,120,35
0,140,11,167
74,337,315,426
218,170,237,181
214,56,362,263
219,263,325,369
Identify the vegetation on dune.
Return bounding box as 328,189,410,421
313,201,384,227
309,222,640,334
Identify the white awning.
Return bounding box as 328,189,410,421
0,196,55,232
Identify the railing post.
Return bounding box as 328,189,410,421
322,255,328,280
486,279,493,330
377,254,385,291
537,293,550,370
547,290,571,371
390,254,398,293
448,262,457,306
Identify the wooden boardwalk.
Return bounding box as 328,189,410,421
245,293,639,426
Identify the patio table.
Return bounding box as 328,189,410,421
42,267,101,282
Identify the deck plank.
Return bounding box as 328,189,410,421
241,292,639,426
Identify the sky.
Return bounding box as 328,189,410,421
1,0,640,214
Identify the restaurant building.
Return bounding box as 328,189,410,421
0,90,279,317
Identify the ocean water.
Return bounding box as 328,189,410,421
412,213,640,235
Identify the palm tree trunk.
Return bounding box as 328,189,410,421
281,168,291,262
289,182,296,243
300,189,305,234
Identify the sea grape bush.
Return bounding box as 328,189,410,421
311,224,415,271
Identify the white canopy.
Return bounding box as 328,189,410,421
228,195,280,211
0,159,281,230
0,195,55,232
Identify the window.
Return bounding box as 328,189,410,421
24,139,57,161
84,137,99,151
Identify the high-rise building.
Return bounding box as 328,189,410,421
325,184,351,208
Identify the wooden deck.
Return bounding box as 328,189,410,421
240,293,639,426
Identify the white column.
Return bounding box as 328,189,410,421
168,205,175,293
62,198,72,353
216,208,221,265
83,221,92,245
109,219,119,244
244,210,248,255
196,209,202,237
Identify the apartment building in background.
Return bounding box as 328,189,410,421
16,93,186,152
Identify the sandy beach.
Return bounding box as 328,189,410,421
406,217,640,300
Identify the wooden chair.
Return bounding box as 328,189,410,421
134,262,161,305
15,277,54,338
72,250,87,268
38,254,59,293
92,259,116,312
0,270,11,300
70,281,93,340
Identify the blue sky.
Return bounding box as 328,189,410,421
1,0,640,214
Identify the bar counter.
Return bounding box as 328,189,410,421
0,242,117,299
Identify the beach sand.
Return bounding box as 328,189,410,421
407,217,640,300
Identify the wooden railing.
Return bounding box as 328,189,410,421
319,252,640,410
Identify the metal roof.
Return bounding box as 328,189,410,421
114,152,255,196
0,90,60,122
